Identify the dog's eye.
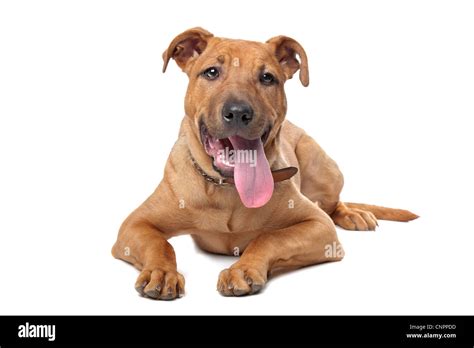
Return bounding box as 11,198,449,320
202,67,220,80
260,72,277,86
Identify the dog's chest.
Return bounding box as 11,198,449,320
194,206,258,233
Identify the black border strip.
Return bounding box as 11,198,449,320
0,315,473,346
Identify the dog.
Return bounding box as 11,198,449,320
112,27,418,300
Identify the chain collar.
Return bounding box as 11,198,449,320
190,155,232,186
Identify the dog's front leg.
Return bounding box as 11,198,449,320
112,218,185,300
217,213,343,296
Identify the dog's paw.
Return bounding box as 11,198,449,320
217,265,267,296
135,269,185,300
332,207,378,231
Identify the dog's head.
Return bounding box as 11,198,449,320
163,27,309,208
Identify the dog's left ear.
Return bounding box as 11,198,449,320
162,27,214,73
266,36,309,87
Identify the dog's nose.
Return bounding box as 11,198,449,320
222,101,254,126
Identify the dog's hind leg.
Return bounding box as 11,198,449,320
295,134,377,231
295,133,343,214
294,133,380,230
295,133,417,230
330,201,378,231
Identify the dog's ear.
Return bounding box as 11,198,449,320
266,36,309,87
162,27,214,73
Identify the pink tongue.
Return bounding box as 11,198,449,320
228,135,274,208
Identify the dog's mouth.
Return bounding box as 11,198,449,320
200,125,270,175
200,124,273,208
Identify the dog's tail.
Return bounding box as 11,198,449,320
345,202,419,222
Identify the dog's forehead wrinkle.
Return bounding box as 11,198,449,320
213,39,269,59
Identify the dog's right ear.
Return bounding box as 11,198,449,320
162,27,214,73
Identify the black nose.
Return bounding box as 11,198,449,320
222,101,254,126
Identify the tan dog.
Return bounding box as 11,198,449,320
112,28,418,300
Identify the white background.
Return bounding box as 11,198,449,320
1,0,473,315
